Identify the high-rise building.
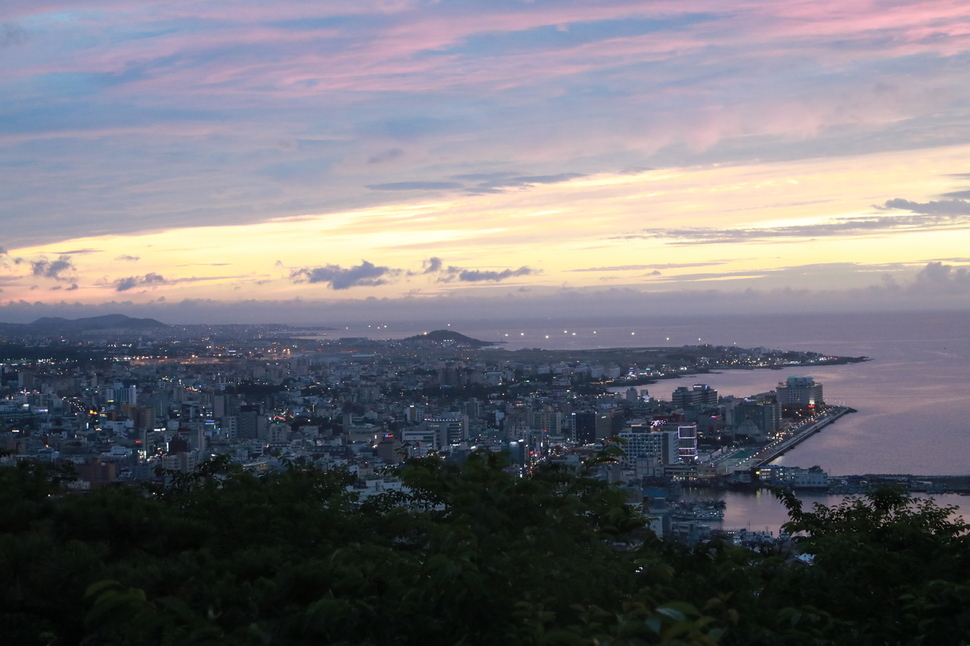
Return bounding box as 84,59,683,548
108,383,137,406
462,398,482,420
402,427,439,455
123,404,156,432
222,415,238,440
265,422,290,444
237,407,266,440
532,409,563,435
595,410,621,440
776,376,823,408
572,411,596,444
677,424,698,462
213,394,241,418
733,399,781,436
617,429,679,472
672,384,718,408
424,415,468,447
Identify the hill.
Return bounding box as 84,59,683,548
0,314,169,338
400,329,498,348
27,314,168,333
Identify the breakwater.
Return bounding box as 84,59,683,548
750,406,851,467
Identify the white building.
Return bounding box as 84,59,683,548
776,376,823,408
424,415,469,447
617,429,680,476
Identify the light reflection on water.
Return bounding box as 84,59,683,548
679,489,970,535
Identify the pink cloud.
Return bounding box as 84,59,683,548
7,0,970,104
5,0,970,235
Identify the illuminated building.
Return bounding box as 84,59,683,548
424,415,469,446
733,399,781,436
617,429,679,475
672,384,718,408
776,376,823,408
677,424,698,462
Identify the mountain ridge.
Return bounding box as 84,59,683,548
0,314,168,334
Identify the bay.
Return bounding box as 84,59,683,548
342,310,969,476
334,310,970,530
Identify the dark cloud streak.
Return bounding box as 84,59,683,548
366,182,462,191
52,248,100,255
880,198,970,215
367,172,585,195
570,262,724,272
115,272,167,292
455,266,535,282
420,257,538,283
453,172,585,194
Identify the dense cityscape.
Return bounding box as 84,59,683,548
4,313,970,645
1,314,881,540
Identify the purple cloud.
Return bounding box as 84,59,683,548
422,257,443,274
912,262,970,294
367,148,404,164
455,267,535,282
115,272,168,292
423,262,537,283
28,255,76,281
880,198,970,216
290,260,397,289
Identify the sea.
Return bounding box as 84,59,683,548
329,310,970,532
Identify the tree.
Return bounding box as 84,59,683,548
750,487,970,645
0,451,730,645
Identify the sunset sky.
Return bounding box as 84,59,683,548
2,0,970,324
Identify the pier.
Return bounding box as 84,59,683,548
749,406,850,467
708,406,850,473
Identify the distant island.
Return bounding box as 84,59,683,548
0,314,168,337
400,329,499,348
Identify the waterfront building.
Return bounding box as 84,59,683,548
733,418,765,442
776,376,823,408
672,384,718,408
733,399,782,437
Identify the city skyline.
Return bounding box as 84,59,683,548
2,1,970,323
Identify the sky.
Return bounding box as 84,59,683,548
2,0,970,325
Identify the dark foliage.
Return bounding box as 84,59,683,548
0,455,967,645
